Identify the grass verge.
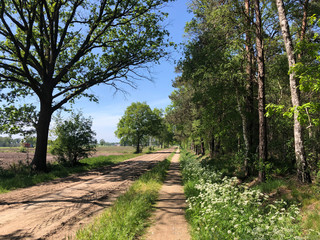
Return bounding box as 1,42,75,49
180,150,304,239
0,153,142,194
76,152,174,240
255,177,320,238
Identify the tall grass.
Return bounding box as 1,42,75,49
0,153,142,193
76,153,174,240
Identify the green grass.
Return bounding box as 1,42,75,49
254,178,287,193
76,153,174,240
254,177,320,238
0,153,142,194
0,147,30,153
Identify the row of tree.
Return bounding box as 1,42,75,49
166,0,320,183
0,137,21,147
0,136,37,147
98,140,119,146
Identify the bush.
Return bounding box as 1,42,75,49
51,112,97,166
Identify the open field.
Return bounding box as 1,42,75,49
0,146,137,169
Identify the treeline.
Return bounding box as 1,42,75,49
0,137,21,147
99,140,119,146
0,136,37,147
166,0,320,183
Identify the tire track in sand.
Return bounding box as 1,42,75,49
0,149,174,240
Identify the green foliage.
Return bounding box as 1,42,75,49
254,179,287,194
115,102,163,153
0,0,173,171
50,112,97,165
0,137,21,147
76,155,173,240
180,150,303,239
0,105,37,135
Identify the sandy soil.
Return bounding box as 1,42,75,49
144,150,190,240
0,149,174,240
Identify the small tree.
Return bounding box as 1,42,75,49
115,102,161,153
51,112,97,166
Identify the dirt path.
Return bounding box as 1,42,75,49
144,150,190,240
0,149,174,240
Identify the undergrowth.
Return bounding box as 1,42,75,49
76,153,174,240
0,153,142,193
180,150,311,240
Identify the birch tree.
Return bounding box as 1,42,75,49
276,0,312,183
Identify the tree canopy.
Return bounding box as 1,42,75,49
115,102,163,153
0,0,173,171
167,0,320,183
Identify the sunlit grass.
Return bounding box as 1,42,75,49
76,153,174,240
0,147,32,153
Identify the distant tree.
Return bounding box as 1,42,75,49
0,0,173,171
99,139,107,146
152,108,174,147
51,112,97,166
115,102,162,153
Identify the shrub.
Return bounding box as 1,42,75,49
50,112,97,166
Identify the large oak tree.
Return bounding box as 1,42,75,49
0,0,172,171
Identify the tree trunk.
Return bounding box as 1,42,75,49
254,0,267,182
215,138,220,156
276,0,312,183
32,104,53,172
209,132,215,159
136,138,140,153
201,138,205,156
298,0,309,60
238,100,250,176
244,0,256,177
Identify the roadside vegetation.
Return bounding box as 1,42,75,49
76,153,174,240
180,150,320,239
0,152,142,194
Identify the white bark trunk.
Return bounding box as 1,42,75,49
276,0,311,183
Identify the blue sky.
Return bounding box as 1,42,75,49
68,0,193,142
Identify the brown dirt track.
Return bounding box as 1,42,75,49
144,150,190,240
0,149,175,240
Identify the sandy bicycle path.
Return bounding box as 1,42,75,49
0,149,175,240
144,150,190,240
